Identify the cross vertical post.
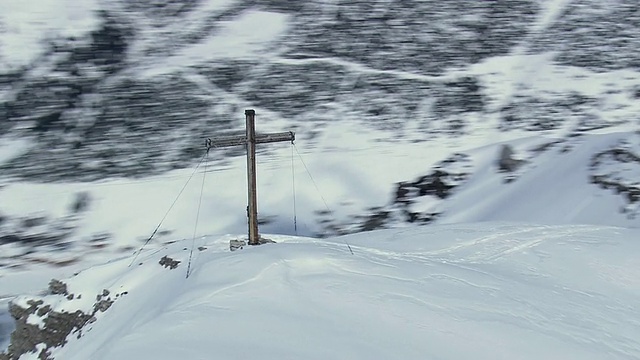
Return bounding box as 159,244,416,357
245,110,259,245
205,109,295,246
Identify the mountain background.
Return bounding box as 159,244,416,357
0,0,639,266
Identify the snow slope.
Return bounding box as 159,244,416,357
440,132,640,226
6,223,640,359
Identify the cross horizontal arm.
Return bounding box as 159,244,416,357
255,131,296,145
206,134,247,148
206,131,295,149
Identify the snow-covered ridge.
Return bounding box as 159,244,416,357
3,223,640,359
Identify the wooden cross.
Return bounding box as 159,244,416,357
206,109,295,245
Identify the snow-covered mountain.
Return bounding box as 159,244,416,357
1,0,639,357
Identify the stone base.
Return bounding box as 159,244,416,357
229,236,276,251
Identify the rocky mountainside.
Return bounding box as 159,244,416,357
1,0,637,181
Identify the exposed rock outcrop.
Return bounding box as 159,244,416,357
0,280,117,360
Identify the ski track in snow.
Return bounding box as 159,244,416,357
337,228,640,358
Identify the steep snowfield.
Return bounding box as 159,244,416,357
7,223,640,360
